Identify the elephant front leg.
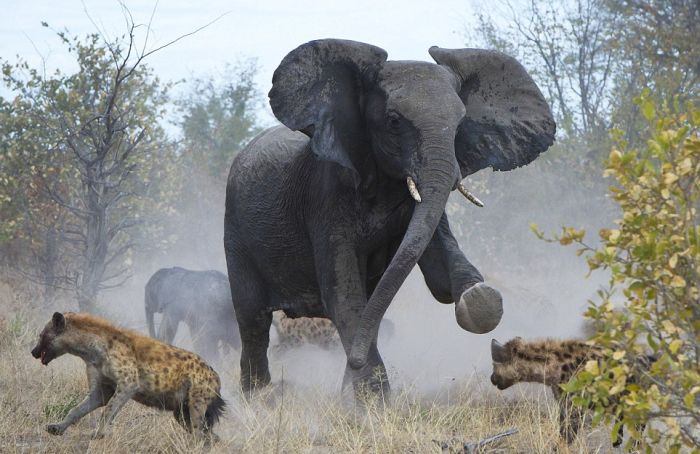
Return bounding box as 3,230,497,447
315,242,390,398
157,313,179,345
418,213,503,334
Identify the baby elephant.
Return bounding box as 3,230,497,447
145,267,240,366
489,337,651,448
31,312,225,439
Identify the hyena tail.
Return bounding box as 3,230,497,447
205,394,226,428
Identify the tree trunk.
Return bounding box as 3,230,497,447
78,165,109,313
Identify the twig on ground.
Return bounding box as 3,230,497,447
433,428,519,453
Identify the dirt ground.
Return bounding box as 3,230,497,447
0,303,629,454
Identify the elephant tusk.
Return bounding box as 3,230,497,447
457,182,484,207
406,177,422,203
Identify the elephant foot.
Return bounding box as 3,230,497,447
343,362,390,401
46,424,66,436
240,370,272,400
455,283,503,334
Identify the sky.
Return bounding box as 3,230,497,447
1,0,480,122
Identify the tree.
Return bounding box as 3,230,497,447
535,95,699,450
0,26,180,312
460,0,699,279
164,62,264,270
471,0,616,142
604,0,700,145
470,0,699,148
178,60,264,180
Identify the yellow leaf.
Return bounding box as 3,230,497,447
671,275,686,288
669,254,678,268
609,149,622,164
584,360,600,375
664,172,679,185
679,157,692,175
612,350,626,360
669,339,683,354
662,320,678,334
609,229,621,243
684,392,697,409
661,188,670,199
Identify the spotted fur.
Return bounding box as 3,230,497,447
271,311,340,351
490,337,652,447
31,312,224,439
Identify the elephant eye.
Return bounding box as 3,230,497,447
387,112,401,130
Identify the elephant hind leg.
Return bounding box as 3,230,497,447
227,255,272,396
238,311,272,395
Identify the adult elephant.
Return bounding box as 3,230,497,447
144,267,241,365
224,39,555,395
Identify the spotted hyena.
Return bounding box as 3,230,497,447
31,312,225,439
271,311,395,353
489,337,652,447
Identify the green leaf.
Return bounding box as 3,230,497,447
642,100,655,121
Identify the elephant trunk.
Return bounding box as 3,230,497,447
349,145,458,369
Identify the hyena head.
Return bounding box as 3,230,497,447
491,337,568,389
491,337,530,390
31,312,68,366
489,337,525,390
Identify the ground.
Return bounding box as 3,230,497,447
1,311,628,453
1,266,642,453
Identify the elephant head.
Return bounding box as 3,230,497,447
268,39,555,369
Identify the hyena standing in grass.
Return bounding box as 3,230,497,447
31,312,225,439
489,337,653,448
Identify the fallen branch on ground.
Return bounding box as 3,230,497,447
433,428,519,453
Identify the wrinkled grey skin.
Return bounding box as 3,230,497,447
145,267,240,366
224,39,555,396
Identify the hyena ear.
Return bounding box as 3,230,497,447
491,339,511,363
52,312,66,331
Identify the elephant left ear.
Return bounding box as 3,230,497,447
268,39,388,184
429,46,556,177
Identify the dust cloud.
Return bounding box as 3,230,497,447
94,149,612,399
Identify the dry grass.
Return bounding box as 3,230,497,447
0,272,640,453
0,306,621,454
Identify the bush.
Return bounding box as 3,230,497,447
533,93,700,452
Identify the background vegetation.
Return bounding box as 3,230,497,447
0,0,697,451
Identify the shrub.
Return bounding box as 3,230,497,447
533,93,700,452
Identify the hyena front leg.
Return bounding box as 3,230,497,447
47,366,111,435
558,395,584,444
92,384,136,439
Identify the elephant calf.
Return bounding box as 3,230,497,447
144,267,240,366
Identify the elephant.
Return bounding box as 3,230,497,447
223,39,555,396
144,267,241,366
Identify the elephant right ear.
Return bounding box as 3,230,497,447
429,47,556,177
269,39,388,183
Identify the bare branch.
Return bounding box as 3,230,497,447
140,11,230,61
